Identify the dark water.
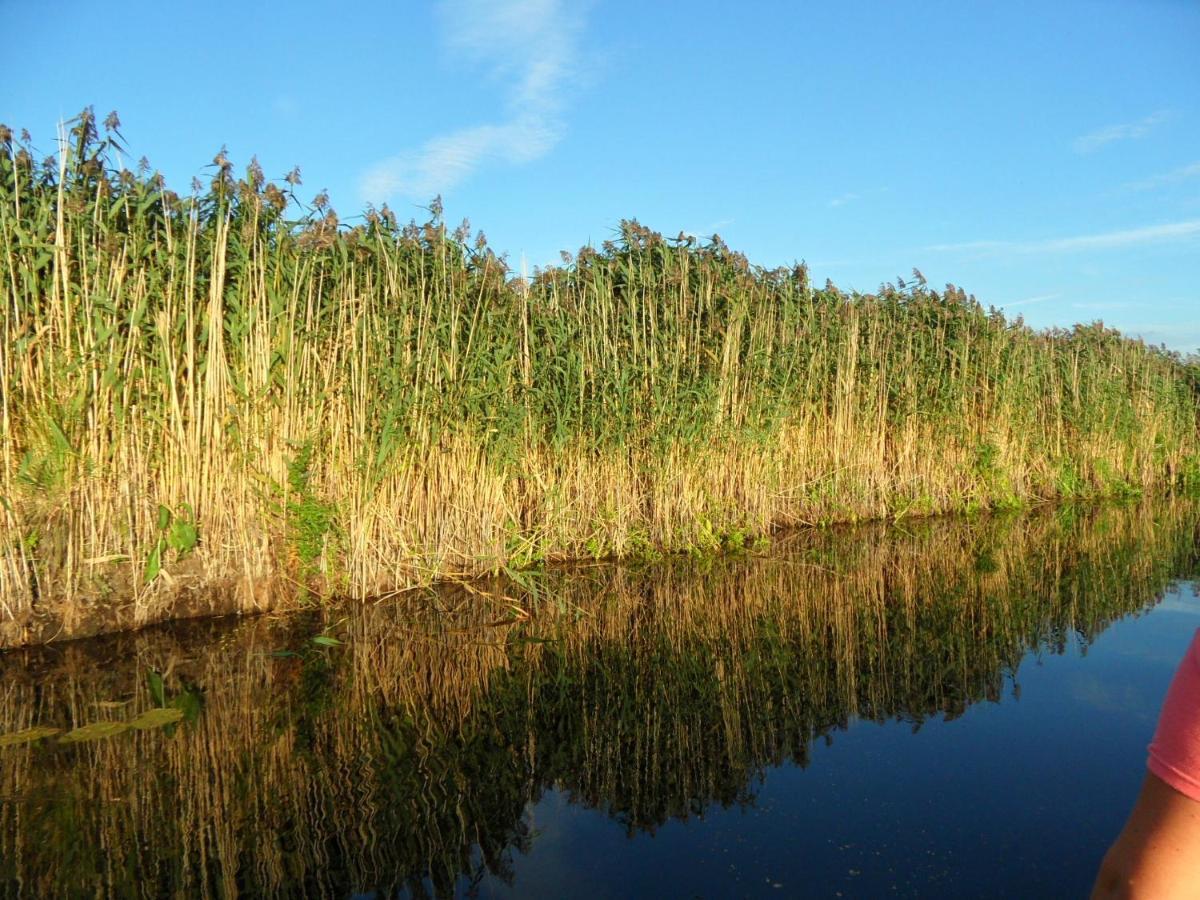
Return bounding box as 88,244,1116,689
494,582,1200,899
0,502,1197,898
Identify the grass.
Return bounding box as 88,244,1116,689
1,109,1198,643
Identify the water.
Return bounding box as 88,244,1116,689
0,502,1197,898
496,585,1200,899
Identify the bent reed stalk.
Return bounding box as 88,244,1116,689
1,110,1199,645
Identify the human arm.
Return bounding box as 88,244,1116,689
1092,629,1200,899
1091,772,1200,899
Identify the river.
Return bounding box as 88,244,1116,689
1,501,1196,898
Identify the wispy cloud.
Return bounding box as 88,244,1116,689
1124,324,1200,354
1003,293,1060,308
1070,301,1133,311
827,187,889,209
680,218,735,241
1158,590,1200,616
359,0,586,202
1125,160,1200,192
926,220,1200,255
1073,110,1173,153
272,95,299,119
1069,675,1156,721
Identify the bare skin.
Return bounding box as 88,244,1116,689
1092,773,1200,899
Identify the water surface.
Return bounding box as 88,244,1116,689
1,501,1197,898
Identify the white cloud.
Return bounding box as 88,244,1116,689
680,218,735,241
1038,220,1200,251
926,220,1200,255
827,187,890,209
1157,590,1200,616
1070,301,1133,311
1069,674,1156,720
359,0,587,202
1125,160,1200,192
272,95,299,119
1003,293,1059,308
1073,110,1173,153
1125,324,1200,354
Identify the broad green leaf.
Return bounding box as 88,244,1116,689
128,707,184,730
169,690,203,725
0,726,61,748
143,542,162,583
59,721,130,743
167,519,198,554
147,670,166,707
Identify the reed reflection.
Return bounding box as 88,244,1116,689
1,501,1196,898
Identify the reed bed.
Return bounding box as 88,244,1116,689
2,110,1198,644
0,500,1195,897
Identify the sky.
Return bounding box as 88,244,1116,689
2,0,1198,351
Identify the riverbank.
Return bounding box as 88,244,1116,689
2,111,1199,648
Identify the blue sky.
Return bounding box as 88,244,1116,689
3,0,1198,351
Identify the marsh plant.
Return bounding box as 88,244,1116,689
1,110,1198,644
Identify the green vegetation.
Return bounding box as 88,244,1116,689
1,110,1198,643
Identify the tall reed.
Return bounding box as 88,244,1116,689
2,110,1198,644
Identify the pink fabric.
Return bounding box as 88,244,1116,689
1148,628,1200,803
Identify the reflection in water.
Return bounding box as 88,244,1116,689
0,502,1197,897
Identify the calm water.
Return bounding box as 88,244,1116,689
0,502,1197,898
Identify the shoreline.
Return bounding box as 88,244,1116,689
0,494,1182,651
